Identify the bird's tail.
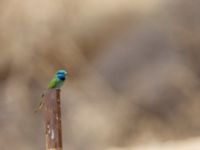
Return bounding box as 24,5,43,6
34,94,45,113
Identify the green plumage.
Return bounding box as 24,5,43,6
48,78,57,89
48,77,59,89
48,77,64,89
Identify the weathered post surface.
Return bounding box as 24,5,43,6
44,89,63,150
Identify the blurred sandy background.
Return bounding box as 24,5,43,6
0,0,200,149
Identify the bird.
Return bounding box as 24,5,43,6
35,69,68,112
48,69,68,89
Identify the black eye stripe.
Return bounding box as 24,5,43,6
58,76,65,81
57,73,66,81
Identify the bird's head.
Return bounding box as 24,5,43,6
56,69,68,80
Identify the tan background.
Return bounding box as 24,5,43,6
0,0,200,149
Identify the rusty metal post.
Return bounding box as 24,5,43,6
44,89,63,150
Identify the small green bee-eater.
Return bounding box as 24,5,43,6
35,69,68,112
48,69,68,89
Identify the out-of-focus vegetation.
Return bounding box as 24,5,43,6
0,0,200,149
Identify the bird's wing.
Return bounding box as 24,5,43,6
48,77,57,89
